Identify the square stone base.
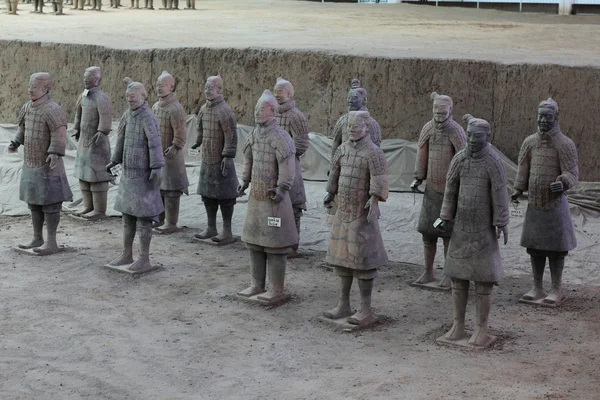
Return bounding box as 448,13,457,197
318,314,379,332
153,226,183,235
409,279,451,292
236,292,291,306
192,235,240,247
518,296,563,308
13,245,66,256
436,331,497,350
104,262,161,276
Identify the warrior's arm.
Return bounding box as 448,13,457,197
111,111,128,163
48,125,68,156
330,116,345,160
275,136,296,190
14,104,27,146
556,140,579,190
241,132,254,184
290,112,309,158
220,109,237,158
369,119,382,147
440,154,462,220
368,147,389,202
97,94,113,135
170,106,188,149
490,159,510,228
73,94,83,133
414,124,431,181
449,126,467,152
513,140,532,193
144,117,165,169
326,148,342,196
194,107,204,147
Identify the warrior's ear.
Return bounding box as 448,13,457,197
462,114,473,124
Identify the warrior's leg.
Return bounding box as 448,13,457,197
289,207,302,256
95,0,101,10
257,252,288,303
468,282,495,347
347,271,377,325
237,247,267,297
522,251,547,300
167,0,171,9
154,194,166,228
172,0,177,9
156,192,181,234
323,266,353,319
77,180,94,216
195,197,218,239
211,199,234,244
77,0,83,9
18,205,45,249
544,255,565,304
56,0,63,13
160,0,165,7
33,210,61,255
108,214,136,266
83,182,108,220
415,235,437,284
38,0,43,12
189,0,194,9
147,0,153,9
8,0,17,13
129,218,154,272
438,237,451,288
443,278,469,341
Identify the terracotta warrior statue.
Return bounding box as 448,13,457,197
73,66,113,220
411,92,467,289
436,115,509,348
237,90,298,304
151,71,189,233
191,75,239,245
8,73,73,255
105,78,165,273
6,0,18,14
323,110,389,326
274,77,309,255
512,98,578,306
331,78,381,159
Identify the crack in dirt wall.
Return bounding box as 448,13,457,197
1,40,599,180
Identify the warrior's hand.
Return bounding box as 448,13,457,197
46,154,59,170
191,143,201,150
164,145,178,159
105,161,118,175
365,196,380,222
510,189,523,201
221,157,234,177
237,181,249,197
8,140,20,153
410,179,423,193
149,168,161,181
72,131,80,142
496,225,508,245
550,181,564,193
434,218,449,231
92,132,103,145
268,187,286,203
323,193,334,209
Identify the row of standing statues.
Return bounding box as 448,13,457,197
5,0,196,15
7,69,579,349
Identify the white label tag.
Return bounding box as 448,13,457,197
268,217,282,227
110,164,122,176
510,209,524,219
188,148,199,157
83,89,89,97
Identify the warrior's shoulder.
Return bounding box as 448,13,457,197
417,120,435,146
446,119,466,136
521,133,538,149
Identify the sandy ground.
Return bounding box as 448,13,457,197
1,0,600,66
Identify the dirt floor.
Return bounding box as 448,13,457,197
1,0,600,66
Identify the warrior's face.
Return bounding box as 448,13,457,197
28,78,47,101
347,91,364,112
433,102,451,123
537,106,556,133
205,81,220,101
156,77,173,98
126,88,144,110
274,85,290,105
467,125,487,155
83,71,98,90
255,102,275,125
348,116,367,142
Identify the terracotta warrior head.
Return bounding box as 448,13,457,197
537,97,558,133
28,72,52,101
83,67,102,90
254,90,278,125
205,75,223,102
431,92,453,123
463,114,491,155
273,77,294,105
156,71,175,98
347,110,370,142
123,77,147,110
347,78,367,112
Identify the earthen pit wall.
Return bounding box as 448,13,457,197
2,40,599,180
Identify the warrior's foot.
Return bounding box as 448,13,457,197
522,286,546,301
128,257,153,272
194,227,217,240
347,309,375,326
323,303,352,319
543,291,563,305
256,289,285,303
438,275,451,288
155,224,179,234
108,252,134,267
237,285,266,297
18,238,44,249
82,210,107,221
211,231,234,244
414,270,435,285
468,327,493,347
443,322,469,341
32,242,60,256
75,206,94,216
